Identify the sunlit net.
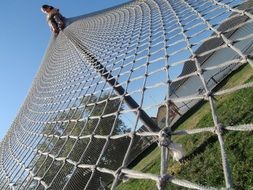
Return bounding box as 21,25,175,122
0,0,253,189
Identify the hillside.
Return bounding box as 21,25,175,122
117,64,253,190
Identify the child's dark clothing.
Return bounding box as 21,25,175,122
47,8,64,33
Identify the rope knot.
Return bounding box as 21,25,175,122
159,130,185,162
246,54,253,60
215,123,225,135
158,130,171,147
157,175,171,189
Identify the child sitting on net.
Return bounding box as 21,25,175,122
41,4,65,34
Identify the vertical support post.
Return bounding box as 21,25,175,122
63,31,160,133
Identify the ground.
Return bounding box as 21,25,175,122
116,64,253,190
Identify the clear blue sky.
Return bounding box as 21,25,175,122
0,0,129,140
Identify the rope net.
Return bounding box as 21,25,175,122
1,0,253,189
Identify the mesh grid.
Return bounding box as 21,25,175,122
1,0,253,189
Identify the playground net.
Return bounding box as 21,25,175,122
1,0,253,189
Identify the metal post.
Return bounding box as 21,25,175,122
63,31,160,132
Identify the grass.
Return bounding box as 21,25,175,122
116,64,253,190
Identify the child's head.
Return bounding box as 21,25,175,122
41,4,53,14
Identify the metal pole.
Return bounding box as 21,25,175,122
63,31,160,132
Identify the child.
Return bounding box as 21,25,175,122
41,4,65,34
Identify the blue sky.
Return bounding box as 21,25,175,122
0,0,129,140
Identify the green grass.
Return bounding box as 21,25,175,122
116,64,253,190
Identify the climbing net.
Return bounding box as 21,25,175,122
1,0,253,189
